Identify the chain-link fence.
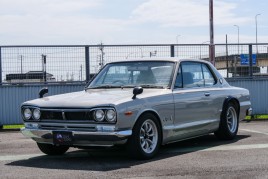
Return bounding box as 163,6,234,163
214,44,268,78
1,43,268,84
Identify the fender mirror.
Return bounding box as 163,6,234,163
132,86,143,99
39,87,48,98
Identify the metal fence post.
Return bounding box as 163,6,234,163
170,45,175,57
0,47,2,84
249,44,253,77
85,46,90,82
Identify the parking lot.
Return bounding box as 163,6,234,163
0,121,268,179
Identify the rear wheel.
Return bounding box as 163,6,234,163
37,143,69,155
127,113,161,159
215,103,239,140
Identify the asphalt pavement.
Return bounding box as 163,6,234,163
0,121,268,179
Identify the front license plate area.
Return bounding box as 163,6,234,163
53,131,73,145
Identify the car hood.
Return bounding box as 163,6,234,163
23,88,167,108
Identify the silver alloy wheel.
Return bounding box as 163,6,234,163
227,106,238,133
139,119,158,154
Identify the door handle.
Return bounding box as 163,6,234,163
204,92,210,96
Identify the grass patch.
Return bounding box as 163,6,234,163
245,115,268,120
2,124,24,129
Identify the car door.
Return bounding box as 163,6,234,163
172,61,218,140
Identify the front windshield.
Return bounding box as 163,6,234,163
88,61,175,89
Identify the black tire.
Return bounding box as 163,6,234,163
127,113,161,160
37,143,69,155
215,103,239,140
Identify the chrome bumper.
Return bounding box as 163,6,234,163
21,127,132,146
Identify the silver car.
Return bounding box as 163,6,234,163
21,58,252,159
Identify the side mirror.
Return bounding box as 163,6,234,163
39,87,48,98
132,86,143,99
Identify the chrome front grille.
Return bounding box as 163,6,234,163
41,111,63,120
65,111,89,121
39,109,94,122
41,111,91,121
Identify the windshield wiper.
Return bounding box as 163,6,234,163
88,85,122,89
87,84,165,89
120,85,136,88
140,84,164,89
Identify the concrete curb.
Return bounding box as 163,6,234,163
0,128,21,132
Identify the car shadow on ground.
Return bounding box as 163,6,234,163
6,134,250,171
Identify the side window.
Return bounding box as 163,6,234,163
202,64,216,86
174,65,182,88
181,62,204,88
177,61,217,88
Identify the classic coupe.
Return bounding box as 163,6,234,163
21,58,252,159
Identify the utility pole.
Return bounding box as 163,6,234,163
20,55,23,74
209,0,215,65
41,54,47,82
80,64,82,81
149,50,157,57
139,47,144,58
99,43,105,68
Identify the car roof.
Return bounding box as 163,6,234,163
108,57,211,64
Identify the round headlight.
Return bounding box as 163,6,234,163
94,109,105,122
23,108,32,120
33,108,41,120
106,109,116,122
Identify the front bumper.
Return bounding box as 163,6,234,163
247,107,253,116
21,127,132,147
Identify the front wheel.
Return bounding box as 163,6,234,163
37,143,69,155
127,113,161,159
215,103,239,140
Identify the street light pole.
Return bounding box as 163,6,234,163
176,35,181,44
234,25,240,55
139,47,144,58
176,35,180,57
255,13,261,53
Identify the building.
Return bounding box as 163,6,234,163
6,71,55,83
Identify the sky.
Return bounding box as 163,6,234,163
0,0,267,45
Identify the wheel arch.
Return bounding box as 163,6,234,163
222,96,240,118
133,110,163,143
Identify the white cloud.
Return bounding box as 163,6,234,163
0,0,101,16
0,0,266,44
131,0,251,27
0,0,130,44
